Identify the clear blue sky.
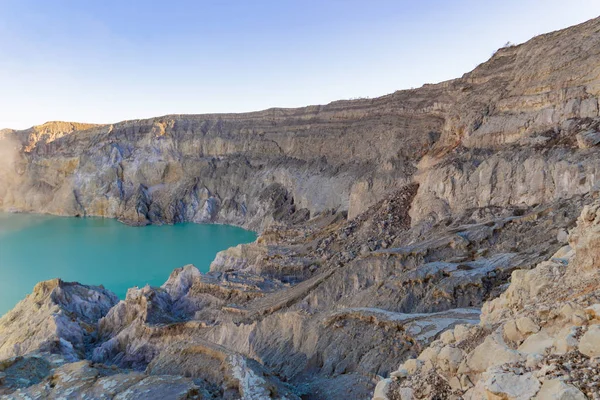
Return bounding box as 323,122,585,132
1,0,599,129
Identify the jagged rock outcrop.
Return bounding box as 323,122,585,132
0,274,300,399
2,16,600,400
0,279,118,362
11,121,99,152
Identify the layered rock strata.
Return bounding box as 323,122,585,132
2,16,600,400
1,18,600,231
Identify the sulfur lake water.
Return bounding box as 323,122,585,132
0,212,256,316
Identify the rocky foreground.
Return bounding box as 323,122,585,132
375,200,600,399
2,16,600,400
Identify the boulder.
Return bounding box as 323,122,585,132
518,330,554,355
463,331,524,373
504,320,524,343
417,344,442,367
373,378,392,400
556,229,569,244
483,369,540,400
552,326,579,354
578,324,600,358
437,345,465,373
453,324,474,342
440,330,456,345
533,379,586,400
516,317,540,335
559,303,587,326
397,387,414,400
402,359,423,375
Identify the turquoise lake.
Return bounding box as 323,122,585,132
0,213,256,316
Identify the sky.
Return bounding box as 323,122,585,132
1,1,600,129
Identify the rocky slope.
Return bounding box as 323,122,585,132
1,16,600,400
376,199,600,400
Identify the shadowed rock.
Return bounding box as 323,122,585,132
0,279,118,361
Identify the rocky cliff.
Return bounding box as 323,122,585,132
1,16,600,400
2,18,599,231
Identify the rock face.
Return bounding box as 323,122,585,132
0,279,118,362
2,18,600,231
2,16,600,400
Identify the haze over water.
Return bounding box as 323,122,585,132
0,212,256,316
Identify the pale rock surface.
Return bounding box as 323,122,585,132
578,324,600,358
552,326,580,355
534,379,587,400
463,330,524,373
518,329,554,355
373,378,392,400
483,368,540,400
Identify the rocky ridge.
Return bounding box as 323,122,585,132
1,16,600,399
1,19,600,231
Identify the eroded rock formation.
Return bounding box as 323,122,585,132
2,16,600,400
377,200,600,400
2,18,600,231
